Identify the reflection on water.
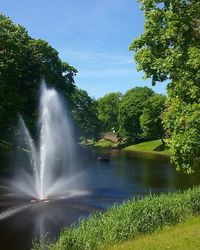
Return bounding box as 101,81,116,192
110,150,200,191
0,149,200,250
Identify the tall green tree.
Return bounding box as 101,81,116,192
130,0,200,173
118,87,154,142
0,14,29,135
0,14,77,139
21,39,77,127
130,0,200,99
140,94,166,143
71,88,100,141
163,98,200,173
97,92,122,133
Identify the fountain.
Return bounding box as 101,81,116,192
0,82,117,249
4,82,88,202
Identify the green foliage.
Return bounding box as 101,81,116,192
72,88,100,141
97,89,166,144
0,14,29,133
140,94,166,141
130,0,200,90
163,99,200,173
0,14,77,139
45,187,200,250
97,92,122,133
118,87,154,142
130,0,200,172
28,39,77,94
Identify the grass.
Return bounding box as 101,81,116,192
91,139,169,155
94,140,116,148
35,186,200,250
106,216,200,250
124,139,169,155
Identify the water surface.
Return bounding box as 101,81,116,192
0,149,199,250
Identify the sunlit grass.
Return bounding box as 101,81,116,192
124,139,169,155
94,140,115,148
105,216,200,250
93,139,169,155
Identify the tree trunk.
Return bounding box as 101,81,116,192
160,137,165,147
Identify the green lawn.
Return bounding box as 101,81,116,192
105,216,200,250
93,139,169,155
94,140,116,148
124,139,169,155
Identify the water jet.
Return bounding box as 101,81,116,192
10,82,86,201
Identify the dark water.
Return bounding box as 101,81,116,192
0,149,200,250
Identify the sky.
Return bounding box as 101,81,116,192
0,0,167,99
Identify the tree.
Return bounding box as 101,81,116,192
130,0,200,97
130,0,200,173
27,39,77,94
118,87,154,142
0,14,77,139
0,14,29,135
20,39,77,129
71,88,100,141
163,99,200,173
97,92,122,133
140,94,166,143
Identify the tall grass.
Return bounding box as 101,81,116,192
36,187,200,250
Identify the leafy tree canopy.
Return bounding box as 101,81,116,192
130,0,200,102
0,14,77,138
140,94,166,142
163,99,200,173
71,88,100,141
97,92,122,133
130,0,200,173
118,87,154,142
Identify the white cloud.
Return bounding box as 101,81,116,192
59,49,133,65
76,67,137,78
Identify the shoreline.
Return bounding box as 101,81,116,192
122,147,169,157
87,139,170,157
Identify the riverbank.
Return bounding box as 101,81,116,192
106,216,200,250
39,186,200,250
93,139,169,156
123,139,169,156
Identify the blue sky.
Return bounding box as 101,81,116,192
0,0,167,98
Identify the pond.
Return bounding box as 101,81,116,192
0,148,199,250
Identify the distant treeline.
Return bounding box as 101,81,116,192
1,0,200,176
0,14,165,147
0,14,99,142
